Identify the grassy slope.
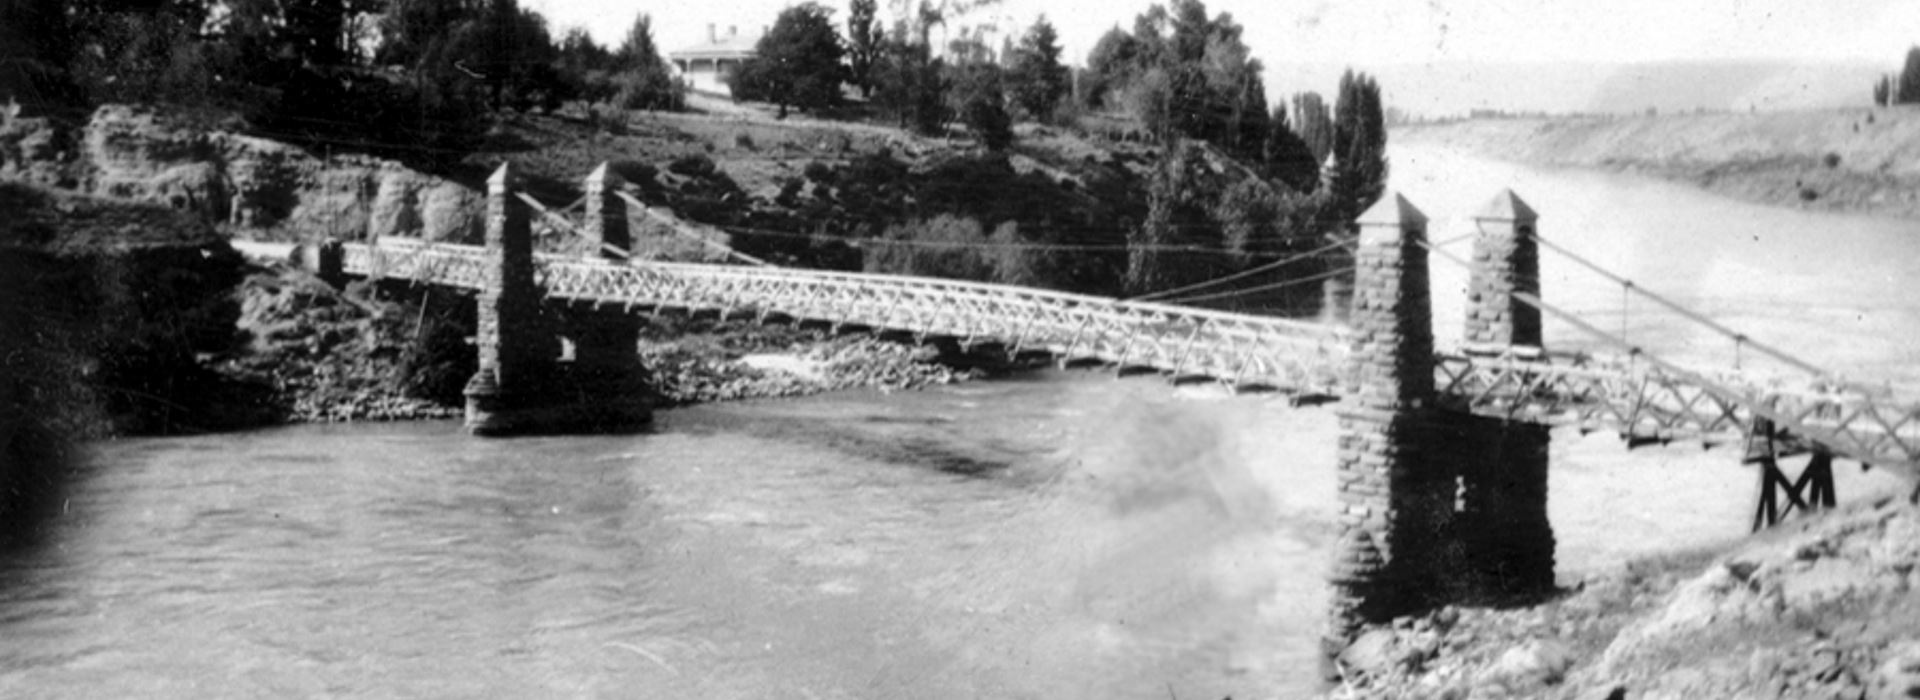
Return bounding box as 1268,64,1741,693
1394,108,1920,220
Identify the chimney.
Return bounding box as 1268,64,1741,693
708,24,716,43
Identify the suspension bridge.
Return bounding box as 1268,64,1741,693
236,161,1920,656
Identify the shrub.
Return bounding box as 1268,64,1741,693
865,215,996,281
668,154,717,178
608,160,657,186
1823,152,1842,168
802,160,836,183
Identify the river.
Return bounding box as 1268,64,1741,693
1,146,1915,699
1395,140,1920,390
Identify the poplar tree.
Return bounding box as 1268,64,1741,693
1290,92,1335,163
1327,69,1387,224
1899,47,1920,104
847,0,880,97
1266,103,1320,193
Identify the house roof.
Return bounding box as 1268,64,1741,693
668,31,759,61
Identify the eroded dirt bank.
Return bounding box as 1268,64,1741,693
1394,109,1920,220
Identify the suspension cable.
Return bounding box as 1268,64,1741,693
1126,237,1355,302
1532,232,1826,377
1156,266,1358,305
616,191,773,267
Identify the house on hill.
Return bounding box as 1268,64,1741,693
669,25,758,96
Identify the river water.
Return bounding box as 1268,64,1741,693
1395,141,1920,390
2,146,1916,699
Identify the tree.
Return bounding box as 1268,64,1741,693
847,0,880,97
1082,1,1269,156
870,26,945,133
1899,47,1920,105
612,13,683,110
1081,26,1138,110
1266,103,1320,193
735,2,847,117
557,27,617,104
1197,21,1269,162
1326,69,1387,225
1127,141,1231,296
1291,92,1334,162
1006,16,1067,121
950,62,1011,149
0,0,80,114
1874,74,1892,107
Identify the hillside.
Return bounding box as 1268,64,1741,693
1274,60,1881,118
1393,107,1920,220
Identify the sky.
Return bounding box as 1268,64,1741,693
523,0,1920,112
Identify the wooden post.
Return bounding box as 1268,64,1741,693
1747,418,1838,530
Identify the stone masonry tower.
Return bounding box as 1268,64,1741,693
1327,193,1453,650
1446,189,1554,596
565,163,649,417
1464,189,1542,349
464,162,556,434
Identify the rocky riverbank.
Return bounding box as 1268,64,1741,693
637,317,981,407
215,258,983,425
1326,494,1920,700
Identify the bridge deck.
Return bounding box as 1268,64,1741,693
238,238,1920,474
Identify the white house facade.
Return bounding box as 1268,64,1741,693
668,25,758,96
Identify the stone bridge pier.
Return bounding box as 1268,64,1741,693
1325,190,1556,665
462,163,651,436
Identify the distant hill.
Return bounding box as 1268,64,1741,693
1268,60,1886,118
1393,106,1920,219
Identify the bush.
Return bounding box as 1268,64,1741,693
668,154,718,178
615,63,685,111
608,160,657,186
1823,152,1842,168
865,215,997,281
802,160,836,183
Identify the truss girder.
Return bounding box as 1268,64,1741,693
340,240,1354,394
1434,349,1920,471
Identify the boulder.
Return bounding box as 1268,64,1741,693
1873,639,1920,700
421,179,484,243
1477,639,1576,694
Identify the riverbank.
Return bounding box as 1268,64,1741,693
1393,108,1920,220
1326,491,1920,700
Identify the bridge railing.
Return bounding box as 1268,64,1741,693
540,255,1356,392
333,237,1355,393
1435,345,1920,470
